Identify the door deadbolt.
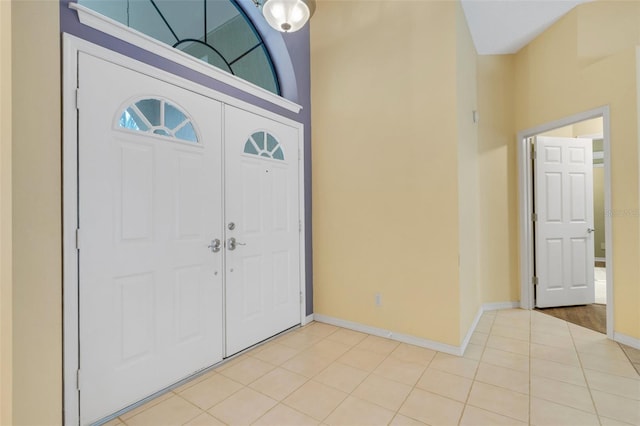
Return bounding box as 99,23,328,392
228,222,235,230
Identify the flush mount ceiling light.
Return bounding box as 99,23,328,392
253,0,316,33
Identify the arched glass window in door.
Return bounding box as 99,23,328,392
244,131,284,160
118,98,199,143
78,0,280,94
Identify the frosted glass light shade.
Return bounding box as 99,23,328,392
262,0,316,33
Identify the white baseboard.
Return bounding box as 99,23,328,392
595,257,606,263
312,302,521,357
313,314,463,355
614,332,640,350
459,307,485,355
483,301,521,311
304,314,314,325
460,302,520,354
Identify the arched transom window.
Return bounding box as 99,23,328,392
79,0,280,94
118,98,199,143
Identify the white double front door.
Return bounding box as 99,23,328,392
78,53,301,424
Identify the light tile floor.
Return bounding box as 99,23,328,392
619,344,640,376
105,309,640,426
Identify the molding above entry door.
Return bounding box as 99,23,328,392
69,2,303,114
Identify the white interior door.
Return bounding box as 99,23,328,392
78,53,224,424
534,136,595,308
224,105,301,355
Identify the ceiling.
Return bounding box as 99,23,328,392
460,0,593,55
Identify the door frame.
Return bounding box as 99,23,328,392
62,34,307,425
517,106,613,338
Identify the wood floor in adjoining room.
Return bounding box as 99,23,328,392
536,304,640,376
535,304,606,334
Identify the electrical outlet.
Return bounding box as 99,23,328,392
375,292,382,307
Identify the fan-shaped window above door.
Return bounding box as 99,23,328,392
78,0,280,94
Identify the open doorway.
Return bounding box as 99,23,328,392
517,107,614,338
535,119,606,333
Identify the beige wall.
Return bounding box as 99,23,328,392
0,0,13,424
514,1,640,338
476,55,520,304
311,0,464,345
574,117,604,137
456,3,481,338
540,117,604,138
311,0,640,347
11,1,62,424
542,125,576,138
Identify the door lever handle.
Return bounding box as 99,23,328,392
587,228,595,233
208,238,221,253
227,237,246,251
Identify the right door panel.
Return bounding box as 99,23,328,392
224,106,301,355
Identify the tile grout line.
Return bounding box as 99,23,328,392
567,317,604,426
216,323,322,424
457,310,496,426
255,324,339,424
388,339,441,425
317,334,401,424
288,326,359,423
532,315,639,423
264,324,409,424
466,312,532,424
617,342,640,376
286,326,446,424
171,392,216,426
117,314,636,426
187,324,324,425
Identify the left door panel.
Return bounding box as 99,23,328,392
78,53,223,424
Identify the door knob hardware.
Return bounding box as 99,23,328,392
227,237,246,251
587,228,595,233
208,238,221,253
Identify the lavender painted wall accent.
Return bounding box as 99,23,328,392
60,0,313,315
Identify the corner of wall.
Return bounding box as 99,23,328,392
310,0,462,347
477,54,519,306
455,1,482,341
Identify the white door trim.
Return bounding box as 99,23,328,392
517,106,613,338
62,33,307,426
